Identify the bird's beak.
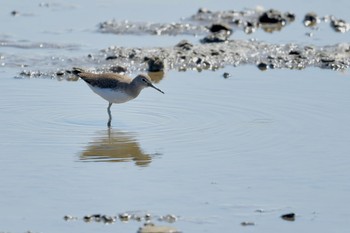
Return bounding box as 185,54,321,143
150,84,165,94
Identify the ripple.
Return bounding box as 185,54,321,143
111,77,344,156
2,75,343,157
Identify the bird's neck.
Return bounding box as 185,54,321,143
128,81,144,98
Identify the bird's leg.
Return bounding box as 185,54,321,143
107,102,112,128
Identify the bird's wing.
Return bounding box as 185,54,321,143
79,73,132,89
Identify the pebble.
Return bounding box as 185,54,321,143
223,72,231,78
244,22,257,34
281,212,295,221
145,213,152,221
102,215,116,224
11,10,19,16
241,221,255,226
159,214,177,223
109,65,127,73
207,23,232,34
303,12,319,27
288,50,301,56
83,215,93,222
145,56,165,72
330,18,350,33
257,62,269,71
119,212,131,222
197,8,212,14
255,209,264,213
39,2,50,7
175,40,193,51
56,71,65,76
259,9,286,25
63,215,76,221
200,31,230,43
134,215,143,222
284,12,296,22
106,55,118,60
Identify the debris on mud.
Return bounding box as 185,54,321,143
15,39,350,79
64,212,179,225
6,7,349,79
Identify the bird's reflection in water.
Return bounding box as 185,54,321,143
80,129,157,167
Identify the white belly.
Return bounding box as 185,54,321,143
88,85,134,103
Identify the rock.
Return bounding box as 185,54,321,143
284,12,296,22
244,21,258,34
202,61,211,68
145,213,152,221
207,23,232,34
255,209,264,213
223,72,231,78
158,214,177,223
303,13,319,27
289,50,301,55
258,9,289,32
109,65,127,73
106,55,118,60
145,56,165,72
118,212,131,222
200,31,230,43
175,40,193,50
92,214,102,222
321,58,335,63
83,215,93,222
281,213,295,221
11,10,19,16
257,62,269,71
210,50,220,56
330,18,350,33
197,8,212,14
101,215,116,224
56,71,65,76
63,215,76,221
241,221,255,226
259,9,286,25
193,57,202,64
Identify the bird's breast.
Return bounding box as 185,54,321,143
88,85,134,103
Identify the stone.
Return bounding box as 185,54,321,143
281,213,295,221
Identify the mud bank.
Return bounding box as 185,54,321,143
5,7,349,79
16,39,350,79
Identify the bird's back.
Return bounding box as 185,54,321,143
73,68,132,89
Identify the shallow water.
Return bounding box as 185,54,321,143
1,1,350,233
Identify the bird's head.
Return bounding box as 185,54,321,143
134,74,164,94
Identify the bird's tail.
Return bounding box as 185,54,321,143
71,67,85,76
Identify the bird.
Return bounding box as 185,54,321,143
72,67,164,127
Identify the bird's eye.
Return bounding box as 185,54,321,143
142,78,147,82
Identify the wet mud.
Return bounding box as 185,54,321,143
3,8,348,79
63,212,179,233
63,210,298,232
